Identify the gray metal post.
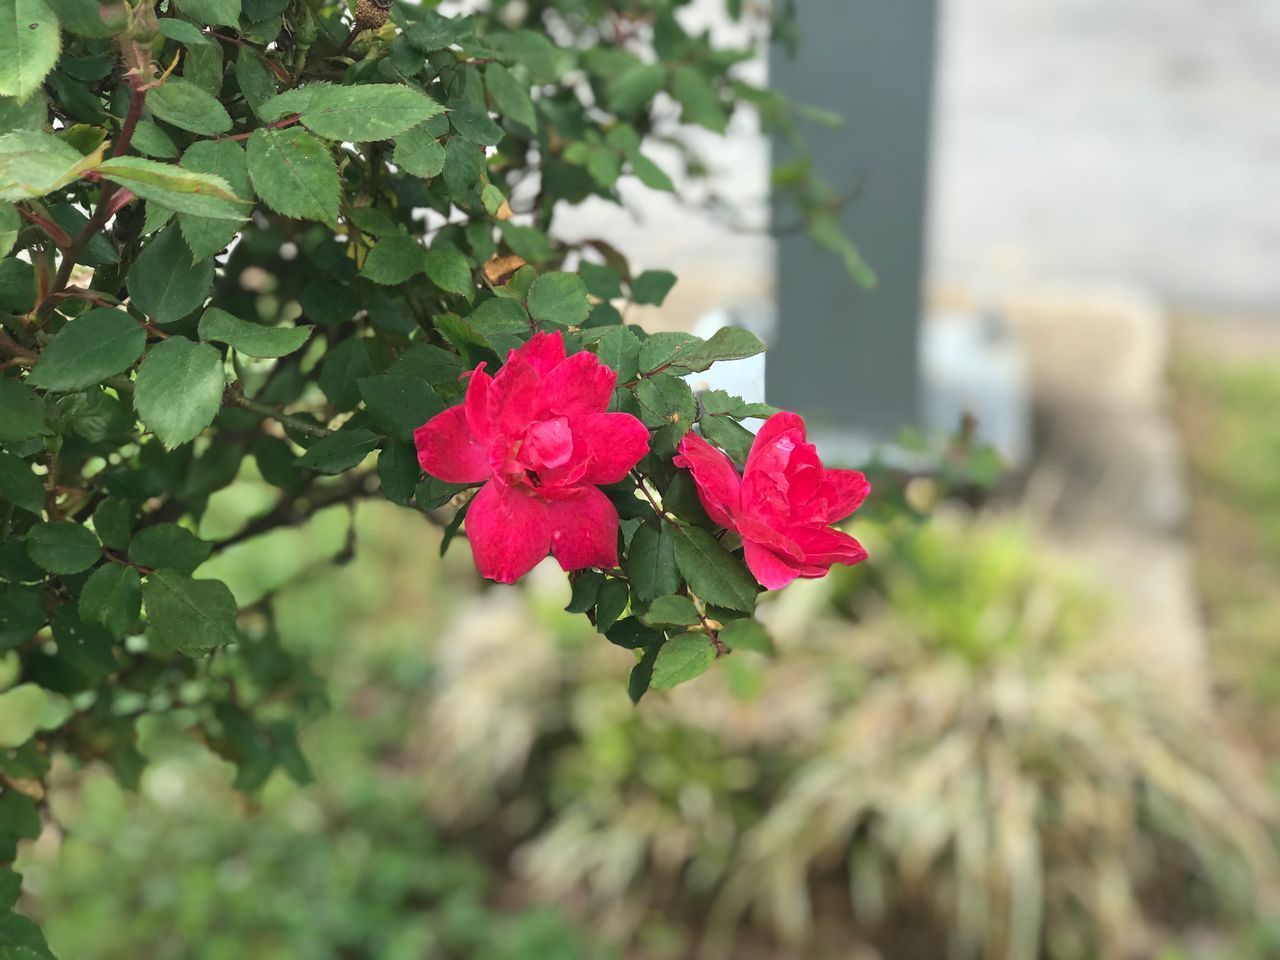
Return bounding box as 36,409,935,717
767,0,938,447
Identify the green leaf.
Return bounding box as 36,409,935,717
0,379,44,442
0,90,46,131
198,307,311,358
0,202,18,255
484,63,536,132
52,603,117,681
626,522,680,601
565,570,602,614
466,297,528,341
441,136,483,196
177,138,253,258
0,0,61,101
128,119,177,159
424,248,473,298
317,337,371,411
134,337,225,448
488,29,566,84
142,568,238,655
672,524,756,612
606,62,666,114
174,0,239,27
699,413,755,463
595,577,629,633
260,82,444,141
0,257,33,312
0,587,44,648
719,617,774,655
392,124,445,179
98,155,246,221
0,683,61,747
628,638,661,703
361,234,424,285
527,271,588,327
27,308,145,392
637,330,699,374
0,909,56,959
0,452,43,513
128,226,215,322
157,18,212,45
297,426,379,474
235,48,277,118
0,130,101,201
630,150,675,192
590,325,642,382
358,374,443,442
79,562,142,638
640,594,700,627
26,520,101,573
631,268,677,306
147,77,233,135
650,633,716,690
670,65,727,133
673,326,766,373
634,373,696,432
246,126,338,226
404,9,474,52
128,523,212,574
449,103,503,146
91,497,132,550
376,442,418,506
606,617,662,650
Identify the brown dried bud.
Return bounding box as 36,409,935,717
352,0,392,32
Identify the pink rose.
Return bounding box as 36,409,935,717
674,411,869,589
414,331,650,583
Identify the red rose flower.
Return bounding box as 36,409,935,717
414,331,650,583
674,411,869,589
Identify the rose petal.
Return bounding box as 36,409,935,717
822,469,871,522
414,405,490,483
464,364,493,442
743,539,808,590
546,485,620,571
541,350,616,418
787,525,869,568
575,412,650,484
515,330,566,375
464,480,551,583
521,417,574,471
674,431,742,529
487,353,542,437
744,411,807,478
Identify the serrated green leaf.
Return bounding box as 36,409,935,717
0,379,44,442
627,522,679,601
595,577,629,633
698,413,755,463
235,48,277,117
376,441,418,506
198,307,311,358
590,324,642,382
672,524,756,612
157,18,211,45
0,452,42,513
0,586,44,648
565,570,602,614
147,77,233,135
392,128,445,180
634,373,695,432
128,523,211,574
177,138,252,258
0,202,17,255
640,593,699,627
650,632,716,689
52,603,117,680
361,234,424,285
671,65,727,133
0,130,101,201
79,562,142,638
91,497,132,550
606,62,665,114
246,126,338,226
637,330,699,374
358,374,443,442
484,63,536,131
128,226,215,322
0,0,61,101
449,102,503,146
673,326,766,373
134,337,224,448
424,247,473,297
297,426,380,474
26,520,100,573
27,308,145,392
142,568,238,655
527,271,588,327
174,0,239,27
631,268,677,306
128,119,178,159
317,337,371,411
628,638,661,702
260,82,444,141
98,154,245,221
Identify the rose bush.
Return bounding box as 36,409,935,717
0,0,878,951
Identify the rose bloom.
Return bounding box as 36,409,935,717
414,331,650,583
674,411,869,588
